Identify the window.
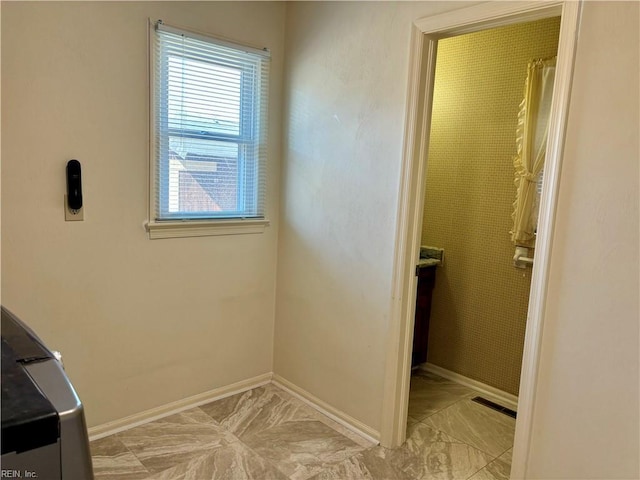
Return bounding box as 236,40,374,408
147,21,270,238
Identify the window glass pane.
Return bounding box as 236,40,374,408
167,138,239,214
168,55,241,137
153,24,269,222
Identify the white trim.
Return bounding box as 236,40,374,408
382,3,582,479
88,373,380,447
414,1,563,37
147,18,269,236
511,3,581,478
380,23,436,449
420,363,519,412
148,18,157,237
156,21,270,58
145,218,269,239
272,374,380,445
88,373,272,440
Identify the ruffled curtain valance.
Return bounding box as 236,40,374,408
510,57,556,247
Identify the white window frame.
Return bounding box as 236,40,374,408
146,20,270,239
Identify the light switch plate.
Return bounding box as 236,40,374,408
64,195,84,221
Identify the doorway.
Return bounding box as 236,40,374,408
381,2,581,478
406,18,561,472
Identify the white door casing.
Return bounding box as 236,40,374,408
381,2,582,478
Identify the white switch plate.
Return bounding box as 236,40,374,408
64,195,84,221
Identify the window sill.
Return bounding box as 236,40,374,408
145,218,269,239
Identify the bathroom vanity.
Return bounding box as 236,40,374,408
412,248,442,367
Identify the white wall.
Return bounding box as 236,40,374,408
526,2,639,478
275,1,477,433
1,1,285,427
3,2,638,477
277,1,639,477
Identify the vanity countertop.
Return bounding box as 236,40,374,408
417,257,441,268
418,245,443,270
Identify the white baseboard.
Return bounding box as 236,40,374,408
88,372,381,446
272,374,380,445
421,363,519,411
88,373,273,441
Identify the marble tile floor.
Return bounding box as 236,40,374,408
91,372,515,480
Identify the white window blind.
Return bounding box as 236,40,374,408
152,21,270,222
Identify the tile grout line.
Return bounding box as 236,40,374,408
90,438,152,480
113,406,243,479
413,396,507,463
113,433,152,477
198,387,293,478
406,418,499,480
465,463,489,480
92,386,367,480
415,416,501,462
234,433,294,480
411,391,475,424
191,400,294,479
194,386,352,480
413,386,515,459
464,449,512,480
94,375,511,480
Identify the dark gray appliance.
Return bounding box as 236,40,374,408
1,307,94,479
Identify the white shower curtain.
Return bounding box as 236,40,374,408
510,57,556,247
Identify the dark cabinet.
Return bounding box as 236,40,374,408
412,265,436,367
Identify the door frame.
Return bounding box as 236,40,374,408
380,1,582,477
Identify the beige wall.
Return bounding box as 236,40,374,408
422,18,560,395
277,1,638,476
526,2,639,478
1,1,285,427
275,1,478,433
2,2,638,477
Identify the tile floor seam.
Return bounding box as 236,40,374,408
90,436,152,480
470,453,512,480
493,446,511,461
118,439,152,476
465,463,490,480
199,384,368,480
193,392,297,479
128,449,152,478
141,438,290,480
309,445,374,480
420,420,502,463
421,398,515,458
92,371,513,480
411,394,472,426
267,384,375,450
233,431,299,480
432,424,500,468
194,405,221,424
177,406,254,479
414,418,500,461
403,424,496,480
242,425,363,480
248,443,304,480
116,408,241,476
413,394,469,423
147,448,216,479
112,433,152,477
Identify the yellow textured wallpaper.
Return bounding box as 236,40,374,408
422,17,561,396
